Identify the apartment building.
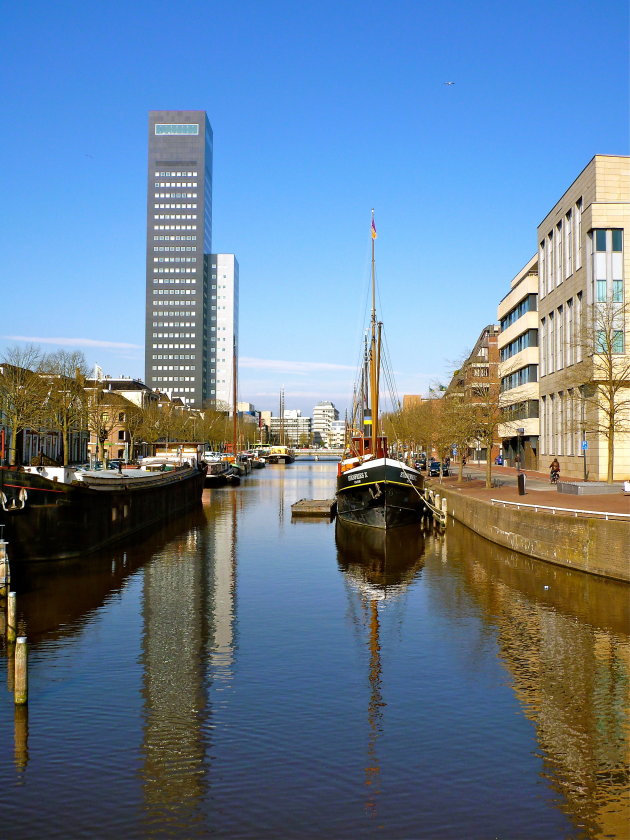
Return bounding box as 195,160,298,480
268,410,312,446
497,255,540,469
312,401,339,446
537,155,629,481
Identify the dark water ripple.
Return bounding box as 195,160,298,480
0,462,627,839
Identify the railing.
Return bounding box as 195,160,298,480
490,498,630,521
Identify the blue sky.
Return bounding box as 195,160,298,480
1,0,628,415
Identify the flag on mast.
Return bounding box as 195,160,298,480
371,217,377,239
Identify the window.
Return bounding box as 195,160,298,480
565,210,573,277
612,331,624,354
155,124,199,135
612,280,623,302
595,229,607,251
597,280,607,302
576,199,582,269
612,229,623,252
500,294,538,330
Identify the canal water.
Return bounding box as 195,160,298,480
0,461,628,839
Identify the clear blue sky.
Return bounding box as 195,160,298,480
2,0,628,415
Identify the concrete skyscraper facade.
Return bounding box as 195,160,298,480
145,110,236,408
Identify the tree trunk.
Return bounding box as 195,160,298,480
9,413,18,465
62,424,69,466
485,445,492,489
607,419,614,483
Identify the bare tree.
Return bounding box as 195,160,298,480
0,345,50,465
123,404,146,460
439,395,480,484
86,389,118,465
571,299,630,482
42,350,89,466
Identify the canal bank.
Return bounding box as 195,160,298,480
426,474,629,582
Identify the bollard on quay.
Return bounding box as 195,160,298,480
14,636,28,705
7,591,17,643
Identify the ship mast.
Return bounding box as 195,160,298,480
369,210,379,451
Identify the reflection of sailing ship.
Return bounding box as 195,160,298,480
336,520,426,596
336,519,426,816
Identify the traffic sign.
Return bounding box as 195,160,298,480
582,440,588,450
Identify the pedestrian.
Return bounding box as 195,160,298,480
514,454,521,471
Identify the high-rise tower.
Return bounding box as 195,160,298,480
145,110,213,406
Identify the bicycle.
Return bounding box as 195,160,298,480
550,470,560,485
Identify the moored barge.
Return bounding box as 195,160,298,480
0,462,207,562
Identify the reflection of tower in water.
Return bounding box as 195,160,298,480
140,493,238,832
336,520,426,818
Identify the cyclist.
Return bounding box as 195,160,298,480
549,458,560,483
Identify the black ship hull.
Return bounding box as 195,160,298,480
336,458,425,530
0,465,207,562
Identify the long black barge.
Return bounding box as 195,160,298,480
0,464,206,562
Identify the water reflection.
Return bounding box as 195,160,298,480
0,464,627,839
336,520,427,819
140,490,239,835
445,523,630,840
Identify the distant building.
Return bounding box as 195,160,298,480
446,324,501,462
402,395,426,410
145,110,239,411
312,401,339,446
211,253,239,409
268,410,312,446
497,255,540,469
328,419,346,448
145,110,213,407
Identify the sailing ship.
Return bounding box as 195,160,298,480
336,212,425,529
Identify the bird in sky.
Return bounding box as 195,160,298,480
444,81,455,86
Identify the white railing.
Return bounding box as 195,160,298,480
490,498,630,521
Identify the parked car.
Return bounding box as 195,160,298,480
429,461,449,477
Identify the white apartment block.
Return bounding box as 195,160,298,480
312,401,339,446
497,255,540,469
268,410,311,446
537,155,629,481
212,254,239,409
328,419,346,449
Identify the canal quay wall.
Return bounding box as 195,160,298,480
427,479,629,583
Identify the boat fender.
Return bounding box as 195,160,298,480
1,488,27,511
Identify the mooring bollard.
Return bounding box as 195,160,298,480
14,636,28,705
7,591,17,643
441,497,448,515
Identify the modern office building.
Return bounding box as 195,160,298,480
537,155,629,480
312,401,339,446
145,110,237,409
211,253,239,408
268,410,312,446
497,255,540,469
